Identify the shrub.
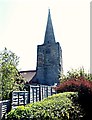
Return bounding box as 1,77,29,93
54,77,92,93
54,77,92,120
6,92,83,120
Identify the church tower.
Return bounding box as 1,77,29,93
31,10,63,85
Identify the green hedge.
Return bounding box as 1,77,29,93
6,92,83,120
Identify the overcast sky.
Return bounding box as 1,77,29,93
0,0,91,74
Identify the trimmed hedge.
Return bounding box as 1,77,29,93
54,77,92,120
6,92,83,120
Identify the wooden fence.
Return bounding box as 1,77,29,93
0,100,11,120
12,91,29,109
29,85,56,103
12,85,56,109
0,85,56,119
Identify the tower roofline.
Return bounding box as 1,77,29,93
44,9,56,44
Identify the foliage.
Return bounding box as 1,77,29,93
54,77,92,93
60,68,92,83
54,76,92,120
6,92,84,120
0,48,26,100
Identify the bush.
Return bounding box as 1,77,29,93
6,92,83,120
54,77,92,93
54,77,92,120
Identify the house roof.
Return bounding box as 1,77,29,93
19,70,36,82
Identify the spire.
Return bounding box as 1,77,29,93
44,9,55,44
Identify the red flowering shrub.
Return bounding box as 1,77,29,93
54,76,92,94
54,77,92,120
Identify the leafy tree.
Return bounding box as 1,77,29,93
0,48,25,100
60,67,92,83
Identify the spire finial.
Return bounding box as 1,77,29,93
48,8,50,13
48,8,51,17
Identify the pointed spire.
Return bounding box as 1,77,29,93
44,9,55,44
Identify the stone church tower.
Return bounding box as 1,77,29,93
31,10,63,85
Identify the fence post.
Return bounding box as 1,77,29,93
28,85,30,103
47,86,48,97
24,92,25,106
51,87,52,95
18,92,19,106
39,85,41,101
9,92,12,111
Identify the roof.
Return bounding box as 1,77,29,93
44,9,55,44
19,70,36,82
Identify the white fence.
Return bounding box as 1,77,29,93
12,85,56,109
0,85,56,119
0,100,11,120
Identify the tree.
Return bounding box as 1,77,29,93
0,48,25,100
59,67,92,83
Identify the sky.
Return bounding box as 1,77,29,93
0,0,91,74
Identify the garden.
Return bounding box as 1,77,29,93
5,68,92,120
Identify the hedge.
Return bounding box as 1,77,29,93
54,77,92,120
6,92,83,120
